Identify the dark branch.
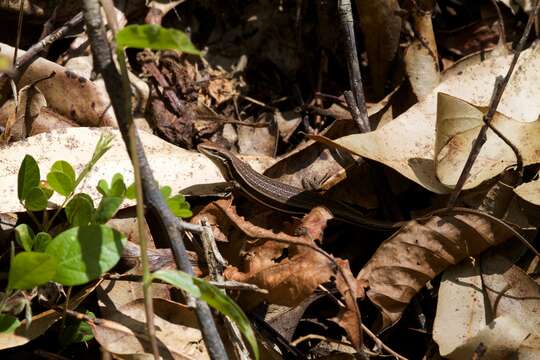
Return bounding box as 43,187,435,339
80,1,228,358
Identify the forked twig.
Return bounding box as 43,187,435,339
447,0,540,207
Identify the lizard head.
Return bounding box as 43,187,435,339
197,142,234,181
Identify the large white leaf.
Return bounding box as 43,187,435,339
0,127,273,213
335,44,540,194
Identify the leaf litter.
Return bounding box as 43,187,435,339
1,1,540,359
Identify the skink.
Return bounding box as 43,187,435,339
198,142,402,230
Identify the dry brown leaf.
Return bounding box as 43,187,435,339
0,43,115,127
357,212,513,329
0,281,101,350
334,44,540,194
334,259,363,351
93,298,208,359
217,201,335,307
355,0,402,98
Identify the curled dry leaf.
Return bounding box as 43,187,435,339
93,298,208,359
334,44,540,194
404,40,440,100
356,212,513,329
434,253,540,359
0,43,115,127
333,259,364,351
216,200,336,308
435,93,540,190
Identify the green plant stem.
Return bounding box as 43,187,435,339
116,48,159,360
25,209,43,232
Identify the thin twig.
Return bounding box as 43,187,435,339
4,12,83,84
337,0,370,133
13,0,25,66
491,0,507,45
447,0,540,207
80,2,229,359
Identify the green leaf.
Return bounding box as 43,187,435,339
39,181,54,199
78,134,115,185
125,183,136,200
116,24,201,55
8,252,57,290
109,173,126,197
45,225,126,286
167,194,192,218
66,194,94,227
34,232,53,252
160,185,172,198
152,269,259,359
93,197,123,224
51,160,76,184
47,171,75,196
24,187,48,211
0,314,20,333
96,179,110,196
18,155,40,201
59,310,95,346
15,224,35,252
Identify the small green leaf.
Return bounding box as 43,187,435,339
125,183,136,200
109,173,126,197
96,179,110,196
160,185,172,198
59,310,95,346
18,155,40,201
0,314,20,333
8,252,57,290
167,194,192,218
66,194,94,227
152,269,259,359
24,187,48,211
47,171,75,196
51,160,76,184
116,24,200,55
15,224,35,252
45,225,126,286
34,232,53,252
93,197,123,224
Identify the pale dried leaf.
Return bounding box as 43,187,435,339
93,299,207,359
404,40,440,100
0,127,273,213
432,259,486,355
443,315,530,360
435,253,540,358
435,93,540,189
515,179,540,206
334,45,540,193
